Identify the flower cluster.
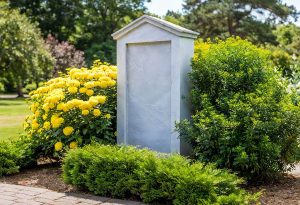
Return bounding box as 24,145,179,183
24,60,117,158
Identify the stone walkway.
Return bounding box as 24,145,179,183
0,183,145,205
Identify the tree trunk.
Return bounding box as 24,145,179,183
17,81,24,98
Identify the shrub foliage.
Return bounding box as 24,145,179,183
63,144,257,204
177,37,300,180
24,60,117,158
0,137,37,176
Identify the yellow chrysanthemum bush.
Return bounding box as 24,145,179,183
24,60,117,158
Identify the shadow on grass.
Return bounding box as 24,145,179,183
0,98,28,106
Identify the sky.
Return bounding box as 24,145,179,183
146,0,300,25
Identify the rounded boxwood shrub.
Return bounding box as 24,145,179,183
177,37,300,181
63,144,258,204
24,60,117,158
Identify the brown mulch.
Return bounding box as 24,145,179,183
1,163,300,205
248,175,300,205
0,162,78,193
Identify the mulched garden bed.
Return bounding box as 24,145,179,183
1,162,300,205
0,163,77,193
248,176,300,205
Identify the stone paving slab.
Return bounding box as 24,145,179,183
0,183,145,205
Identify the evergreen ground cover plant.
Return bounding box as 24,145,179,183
177,37,300,181
63,144,258,205
0,137,37,176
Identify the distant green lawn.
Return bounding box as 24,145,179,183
0,98,30,141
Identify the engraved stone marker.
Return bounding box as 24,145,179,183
112,15,198,154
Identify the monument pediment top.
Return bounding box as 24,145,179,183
112,15,199,40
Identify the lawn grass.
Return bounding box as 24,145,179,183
0,97,30,141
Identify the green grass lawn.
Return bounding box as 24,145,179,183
0,97,30,141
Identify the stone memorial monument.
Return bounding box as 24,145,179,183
112,15,198,154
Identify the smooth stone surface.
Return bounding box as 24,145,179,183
113,15,198,154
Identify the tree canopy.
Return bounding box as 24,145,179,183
273,23,300,55
10,0,150,65
180,0,298,44
0,2,54,96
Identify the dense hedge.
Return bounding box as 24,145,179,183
63,144,257,204
0,137,37,176
177,37,300,181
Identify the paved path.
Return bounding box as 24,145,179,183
0,183,145,205
0,94,29,99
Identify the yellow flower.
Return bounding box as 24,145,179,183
69,141,78,149
109,72,117,79
84,82,95,89
57,103,65,111
42,103,50,112
30,103,39,112
63,126,74,136
43,121,51,130
82,110,89,116
99,76,111,81
54,142,63,151
88,98,98,106
68,80,80,87
93,109,101,117
49,103,55,109
51,115,64,128
86,89,94,96
104,114,111,119
79,101,92,110
42,114,48,120
79,87,87,93
99,81,108,88
108,80,116,87
34,111,40,117
32,121,39,130
68,86,78,94
96,96,106,104
63,106,69,112
87,74,94,80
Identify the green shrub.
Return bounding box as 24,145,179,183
0,137,37,176
63,144,257,204
177,37,300,181
0,141,19,176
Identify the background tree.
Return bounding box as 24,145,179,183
10,0,150,65
0,2,54,96
273,23,300,55
9,0,82,42
164,11,185,26
182,0,298,44
45,34,85,77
